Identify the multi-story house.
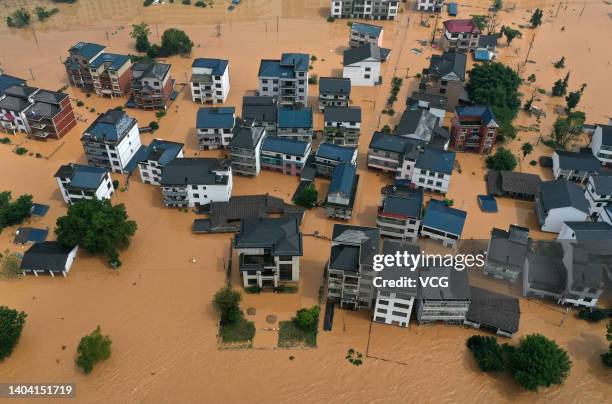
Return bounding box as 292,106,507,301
420,51,467,111
81,109,142,173
323,106,361,147
441,19,480,52
417,0,444,12
552,150,601,183
260,136,311,176
242,96,277,135
326,224,380,310
160,158,232,208
330,0,399,20
277,106,313,142
411,146,455,194
372,240,420,327
367,131,422,177
343,43,382,86
24,90,77,141
130,62,174,110
137,139,184,186
235,217,303,288
314,142,358,177
474,35,498,62
396,108,440,143
325,163,359,220
376,185,423,242
64,42,106,92
229,126,266,176
0,84,36,134
420,199,467,248
349,22,383,48
584,174,612,219
590,124,612,166
451,105,498,154
319,77,351,111
88,52,132,98
190,58,230,104
195,107,237,150
55,163,114,204
416,265,470,324
406,91,448,121
483,225,530,283
258,53,309,107
535,180,590,233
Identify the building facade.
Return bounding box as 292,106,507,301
584,174,612,219
319,77,351,111
376,185,423,242
349,22,384,48
277,106,313,142
441,19,480,52
483,225,530,282
55,163,114,204
323,106,362,147
590,124,612,166
88,52,132,98
330,0,399,20
258,53,309,106
314,142,358,177
229,126,266,176
64,42,106,92
343,44,382,87
260,136,311,176
196,107,236,150
416,265,470,324
451,105,498,154
325,163,359,220
137,139,184,186
130,62,174,110
190,58,230,104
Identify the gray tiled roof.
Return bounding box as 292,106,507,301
538,180,589,213
324,106,361,123
332,224,380,269
428,52,467,81
377,239,420,294
160,158,230,186
380,186,423,218
235,217,303,256
487,225,530,269
343,43,381,66
319,77,351,95
230,126,265,149
466,287,520,334
590,173,612,195
419,265,470,300
555,150,601,172
19,241,75,273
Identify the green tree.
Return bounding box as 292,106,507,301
0,306,27,361
35,7,59,21
565,86,585,112
381,125,392,134
75,326,112,374
0,192,33,230
492,0,502,10
552,111,585,149
521,142,533,159
130,23,151,53
467,335,505,372
602,322,612,367
552,72,570,96
553,56,565,69
55,199,137,267
530,8,543,27
508,334,571,391
502,26,522,45
471,15,488,32
293,306,320,333
212,286,242,325
6,8,31,28
160,28,193,56
527,73,536,83
486,147,517,171
294,183,318,209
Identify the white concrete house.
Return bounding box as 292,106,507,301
584,174,612,218
195,107,236,150
411,147,455,194
323,106,362,147
552,150,601,183
0,84,36,134
190,58,230,104
137,139,184,186
343,44,381,87
330,0,399,20
19,242,79,277
258,53,309,107
160,158,232,208
535,180,590,233
376,185,423,242
590,124,612,166
349,22,384,48
229,126,266,177
54,163,114,205
420,199,466,248
418,0,445,12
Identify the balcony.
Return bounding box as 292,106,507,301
239,254,276,270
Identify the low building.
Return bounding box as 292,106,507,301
441,19,480,52
88,52,132,98
64,42,106,92
417,0,445,12
589,124,612,166
486,170,542,200
160,158,232,207
81,109,143,173
260,136,311,176
235,217,303,288
584,174,612,218
323,106,362,147
483,225,530,282
330,0,399,20
229,126,266,176
343,43,382,87
557,221,612,263
372,240,420,327
137,139,184,185
314,142,358,177
190,58,230,104
326,224,380,310
465,287,520,337
420,199,466,248
130,62,173,110
277,106,313,142
451,105,498,154
377,185,423,242
535,180,590,233
474,35,498,62
195,107,237,150
412,146,455,194
552,150,601,183
406,91,448,121
416,265,470,324
19,241,79,277
258,53,309,106
55,163,114,204
325,163,359,220
420,51,467,111
242,96,277,135
319,77,351,111
349,22,383,48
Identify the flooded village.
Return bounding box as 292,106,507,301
0,0,611,402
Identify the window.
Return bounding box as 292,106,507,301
378,299,389,305
391,311,408,317
193,194,199,198
364,74,371,79
365,67,371,72
394,302,411,309
377,308,388,314
279,264,293,281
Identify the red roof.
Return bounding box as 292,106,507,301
443,19,480,34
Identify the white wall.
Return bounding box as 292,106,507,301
542,207,588,233
343,60,380,87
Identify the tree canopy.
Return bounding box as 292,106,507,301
530,8,544,27
76,326,112,374
130,23,151,53
502,26,522,45
293,306,320,333
212,286,242,325
552,72,570,96
486,147,517,171
552,110,585,149
467,335,505,372
0,306,27,361
294,183,318,209
602,321,612,368
55,199,137,267
0,191,33,231
160,28,194,56
521,142,534,159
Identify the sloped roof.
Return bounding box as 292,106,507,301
230,126,265,149
68,42,105,60
487,170,542,197
329,163,357,196
3,84,37,100
242,96,277,123
538,180,589,213
369,131,423,155
0,95,30,112
351,22,383,37
396,108,438,141
20,241,76,273
380,186,423,219
89,52,130,70
591,173,612,195
324,106,361,123
422,199,466,236
54,163,108,190
419,265,470,300
456,105,498,126
331,224,380,270
132,62,171,81
196,107,235,129
235,217,303,256
343,43,381,66
0,74,26,94
406,91,448,111
429,52,467,80
555,150,601,172
191,58,228,75
478,35,498,48
261,136,310,156
278,107,313,128
319,77,351,95
140,139,183,166
280,53,310,71
316,142,356,162
443,19,480,34
466,286,520,334
377,240,420,293
160,158,230,186
415,146,456,175
83,109,137,142
487,225,530,268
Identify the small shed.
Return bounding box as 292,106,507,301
448,2,458,16
14,227,49,244
30,203,49,217
478,195,498,212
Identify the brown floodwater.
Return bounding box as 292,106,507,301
0,1,611,402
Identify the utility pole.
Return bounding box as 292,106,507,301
28,68,35,81
156,24,160,40
430,13,439,46
31,27,39,46
519,32,536,76
276,16,279,32
579,3,586,17
555,2,562,18
216,22,221,37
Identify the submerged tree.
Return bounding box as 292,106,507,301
530,8,544,27
521,142,534,159
486,147,517,171
160,28,194,56
6,8,31,28
502,26,522,45
552,110,586,149
602,321,612,368
130,23,151,53
0,306,27,361
212,286,242,325
552,72,570,96
294,183,318,209
75,326,112,374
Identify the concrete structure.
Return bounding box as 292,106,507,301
160,158,232,208
343,43,381,87
367,132,422,178
0,84,35,134
584,174,612,219
325,163,359,220
535,180,590,233
590,124,612,166
411,147,455,194
420,199,466,248
314,142,358,177
81,109,143,173
406,91,448,122
323,106,362,147
416,265,470,324
474,35,498,61
417,0,445,12
330,0,399,20
86,51,132,97
195,107,237,150
377,185,423,242
19,242,79,277
64,42,106,92
137,139,184,186
130,62,174,110
451,105,498,154
235,217,303,288
483,225,530,283
552,150,601,183
242,96,277,135
349,22,384,48
420,51,467,111
258,53,309,106
55,163,114,204
229,126,266,176
260,136,311,176
190,58,230,104
277,106,313,142
441,19,480,52
319,77,351,111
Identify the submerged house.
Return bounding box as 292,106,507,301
589,124,612,166
441,19,480,52
451,105,499,154
343,43,382,87
19,241,79,277
483,225,530,283
318,77,351,111
242,96,277,135
330,0,399,20
190,58,230,104
465,287,520,337
137,139,184,186
277,106,313,142
552,150,601,183
55,163,114,205
376,185,424,242
416,265,471,324
258,53,309,107
325,163,359,220
234,217,303,288
584,173,612,218
535,180,590,233
196,107,237,150
260,136,311,176
349,22,384,48
229,126,266,177
314,142,358,177
486,170,541,200
130,62,174,110
420,51,467,111
420,199,466,248
323,106,362,147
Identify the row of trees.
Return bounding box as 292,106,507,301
130,23,194,59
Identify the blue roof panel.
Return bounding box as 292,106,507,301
0,74,26,94
422,199,467,236
89,53,130,70
351,22,383,37
191,58,229,75
69,42,105,60
316,142,356,163
277,107,313,128
329,163,356,195
196,107,236,129
261,136,310,156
